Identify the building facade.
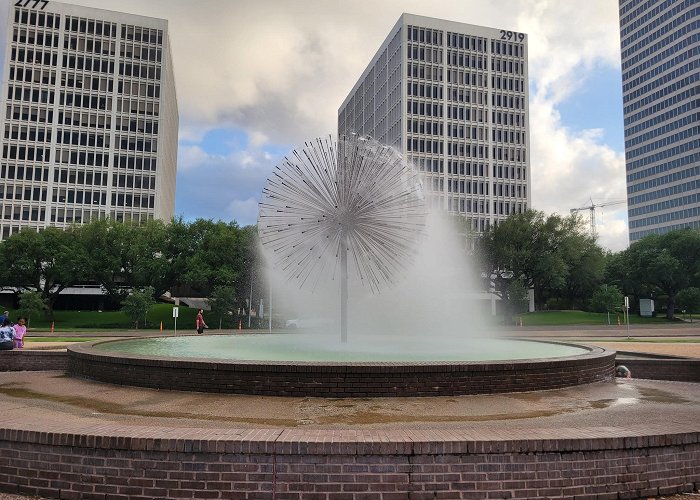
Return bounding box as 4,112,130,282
338,13,530,234
619,0,699,242
0,0,178,241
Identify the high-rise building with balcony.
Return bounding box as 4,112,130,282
619,0,699,242
0,0,178,241
338,13,530,234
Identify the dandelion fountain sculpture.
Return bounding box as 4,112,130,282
257,134,427,342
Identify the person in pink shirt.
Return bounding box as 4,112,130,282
13,317,27,349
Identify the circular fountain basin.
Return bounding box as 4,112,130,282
67,334,615,397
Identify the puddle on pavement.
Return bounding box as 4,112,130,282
637,386,691,404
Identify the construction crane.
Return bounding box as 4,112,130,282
570,198,626,238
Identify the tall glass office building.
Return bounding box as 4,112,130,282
0,1,178,241
619,0,699,241
339,13,530,235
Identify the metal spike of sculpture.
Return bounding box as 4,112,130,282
258,134,427,342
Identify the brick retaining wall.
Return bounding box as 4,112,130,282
0,427,698,499
0,350,68,372
67,341,616,397
616,356,700,382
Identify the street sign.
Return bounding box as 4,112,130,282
173,307,179,318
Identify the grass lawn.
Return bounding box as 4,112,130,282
25,337,99,342
12,303,200,331
519,310,678,326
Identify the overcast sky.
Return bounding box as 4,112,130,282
0,0,629,250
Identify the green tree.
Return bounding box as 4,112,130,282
676,287,700,323
209,285,236,329
502,277,529,324
0,227,88,315
475,210,600,309
591,284,624,324
16,290,48,326
621,229,700,319
121,286,155,329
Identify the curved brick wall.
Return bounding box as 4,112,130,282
0,425,697,499
67,339,615,396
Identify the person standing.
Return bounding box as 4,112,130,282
13,317,27,349
0,311,8,324
195,309,208,334
0,319,14,350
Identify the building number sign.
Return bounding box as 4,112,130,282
500,30,526,42
15,0,49,9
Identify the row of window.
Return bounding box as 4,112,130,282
120,43,162,63
113,154,158,171
116,135,158,153
623,73,698,116
407,26,443,46
407,99,443,118
0,164,49,181
65,16,118,37
625,116,697,149
447,198,491,214
622,8,698,60
447,179,526,198
491,58,525,76
447,161,487,177
116,98,160,117
629,191,699,217
407,81,443,99
57,129,109,148
446,50,487,70
407,119,442,136
115,117,159,134
55,149,108,167
447,85,487,103
64,35,116,56
622,21,698,75
629,206,700,229
493,111,526,127
492,128,525,145
620,0,693,44
447,142,489,159
118,81,161,98
407,138,443,154
407,44,443,64
492,93,526,110
449,124,487,139
446,69,488,88
8,65,55,85
409,156,443,174
627,161,698,190
619,0,656,24
623,53,699,95
62,54,115,74
58,110,111,128
60,92,110,110
0,185,47,202
11,47,57,66
494,146,526,162
447,105,487,121
450,32,487,52
491,40,525,57
2,144,48,162
629,178,698,207
2,206,46,223
7,84,53,105
4,124,51,142
14,8,60,29
121,25,164,46
62,73,113,91
624,101,695,137
492,75,525,92
13,27,58,47
119,62,162,81
627,127,699,160
627,140,698,172
406,62,443,82
492,164,526,180
54,169,108,187
630,219,700,241
112,173,156,190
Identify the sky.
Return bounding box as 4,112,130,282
0,0,630,251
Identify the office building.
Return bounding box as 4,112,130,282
338,13,530,234
0,1,178,241
619,0,699,241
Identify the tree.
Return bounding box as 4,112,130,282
16,290,48,326
0,227,88,315
591,284,624,324
209,285,236,329
475,210,600,309
502,277,529,324
676,287,700,323
121,287,155,329
621,229,700,319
